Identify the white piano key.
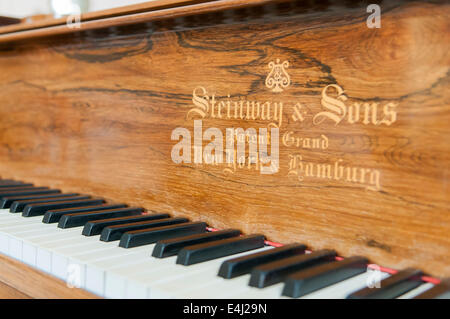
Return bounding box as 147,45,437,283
150,247,271,299
196,268,390,299
7,227,80,265
8,237,23,260
105,253,177,298
0,219,43,230
22,242,37,265
231,283,286,299
0,232,9,254
40,240,118,281
3,218,98,276
0,220,60,237
9,226,80,240
126,280,148,299
299,271,391,299
88,245,158,298
397,283,434,299
64,245,150,291
0,218,49,259
49,238,111,279
21,230,87,267
121,254,215,299
24,240,114,287
123,247,269,299
151,266,252,299
28,232,86,248
186,275,252,299
36,246,53,273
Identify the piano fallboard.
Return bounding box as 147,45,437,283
0,0,448,283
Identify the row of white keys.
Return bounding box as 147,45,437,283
0,210,48,257
101,244,177,298
35,232,120,277
148,248,275,299
85,245,160,297
2,212,279,298
0,210,124,284
118,247,271,299
189,270,390,299
0,210,436,299
3,223,81,267
32,232,141,287
0,209,157,296
179,267,394,299
87,246,265,299
0,213,348,299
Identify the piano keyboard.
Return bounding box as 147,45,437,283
0,179,448,299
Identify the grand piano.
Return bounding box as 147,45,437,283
0,0,448,299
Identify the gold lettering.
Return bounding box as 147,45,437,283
316,164,332,179
189,86,209,119
261,102,271,121
380,102,398,125
348,102,360,124
288,156,382,191
313,84,348,125
363,103,379,125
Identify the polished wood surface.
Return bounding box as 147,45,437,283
0,280,31,299
0,0,212,35
0,255,98,298
0,0,277,43
0,0,448,280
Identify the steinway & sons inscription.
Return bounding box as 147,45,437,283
171,59,398,191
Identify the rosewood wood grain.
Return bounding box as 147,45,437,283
0,254,98,298
0,0,448,280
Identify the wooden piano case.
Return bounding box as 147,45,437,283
0,0,448,297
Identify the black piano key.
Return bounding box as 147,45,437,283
176,234,265,266
249,249,337,288
10,195,90,213
0,183,33,188
347,268,424,299
22,198,105,217
1,193,79,209
282,256,369,298
43,203,127,223
119,222,207,249
82,213,170,236
0,187,57,199
218,243,307,279
100,217,188,242
58,207,145,229
414,278,450,299
152,229,241,258
0,186,38,192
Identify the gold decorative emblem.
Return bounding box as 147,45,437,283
265,59,290,93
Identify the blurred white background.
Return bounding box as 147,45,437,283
0,0,152,18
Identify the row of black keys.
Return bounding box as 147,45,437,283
0,179,448,299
